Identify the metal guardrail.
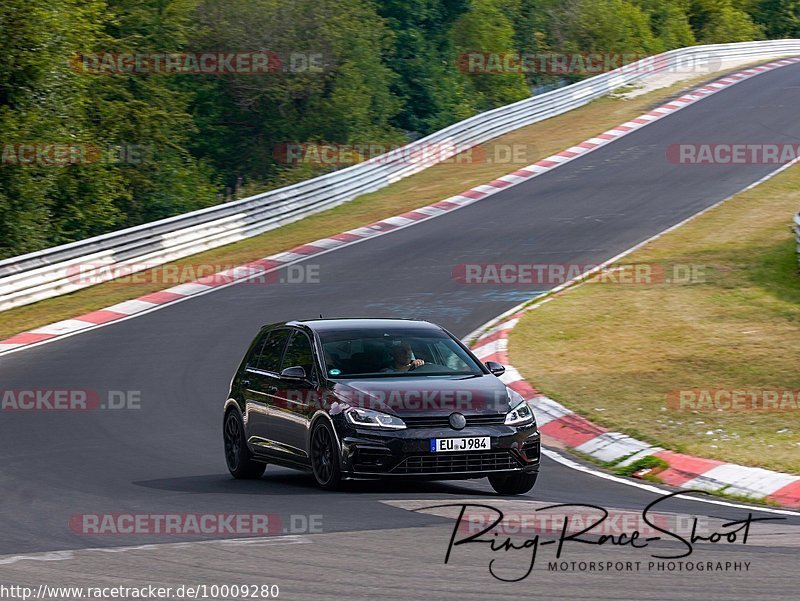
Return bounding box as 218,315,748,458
794,212,800,270
2,40,800,311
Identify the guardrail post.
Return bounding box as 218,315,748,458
794,212,800,271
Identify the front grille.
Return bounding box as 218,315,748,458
391,450,522,474
402,414,506,429
468,414,507,426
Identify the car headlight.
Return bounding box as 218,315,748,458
504,388,535,426
345,407,407,430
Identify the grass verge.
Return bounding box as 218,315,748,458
509,163,800,475
0,70,734,341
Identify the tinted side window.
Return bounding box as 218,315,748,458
245,331,269,368
281,331,315,377
251,329,290,373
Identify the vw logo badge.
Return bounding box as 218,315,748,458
449,412,466,430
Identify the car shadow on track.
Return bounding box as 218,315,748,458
134,468,502,497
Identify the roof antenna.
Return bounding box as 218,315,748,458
319,313,324,318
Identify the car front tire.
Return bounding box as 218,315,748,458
224,410,266,479
310,420,342,490
488,471,538,495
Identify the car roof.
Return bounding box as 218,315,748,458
281,318,443,333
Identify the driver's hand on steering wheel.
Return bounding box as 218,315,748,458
407,359,425,370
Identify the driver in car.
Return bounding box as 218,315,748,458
384,342,425,372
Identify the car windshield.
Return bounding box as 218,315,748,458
318,327,483,378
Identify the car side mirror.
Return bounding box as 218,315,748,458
485,361,505,377
280,366,307,380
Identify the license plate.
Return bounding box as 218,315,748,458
430,437,490,452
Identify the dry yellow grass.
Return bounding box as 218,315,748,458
509,164,800,474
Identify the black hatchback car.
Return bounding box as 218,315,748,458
223,318,540,494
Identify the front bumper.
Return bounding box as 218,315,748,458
334,418,540,479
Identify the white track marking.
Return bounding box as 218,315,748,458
542,448,800,516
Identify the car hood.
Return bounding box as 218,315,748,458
331,375,511,417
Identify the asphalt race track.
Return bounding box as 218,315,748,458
1,61,800,599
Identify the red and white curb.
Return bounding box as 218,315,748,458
2,57,797,358
1,57,798,510
469,312,800,508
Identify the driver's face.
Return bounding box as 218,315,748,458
394,345,412,364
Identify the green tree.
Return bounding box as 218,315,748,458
570,0,660,54
376,0,477,133
688,0,764,42
0,0,218,258
0,0,127,256
188,0,401,187
0,0,773,260
451,0,531,109
86,0,218,225
633,0,697,50
747,0,800,37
